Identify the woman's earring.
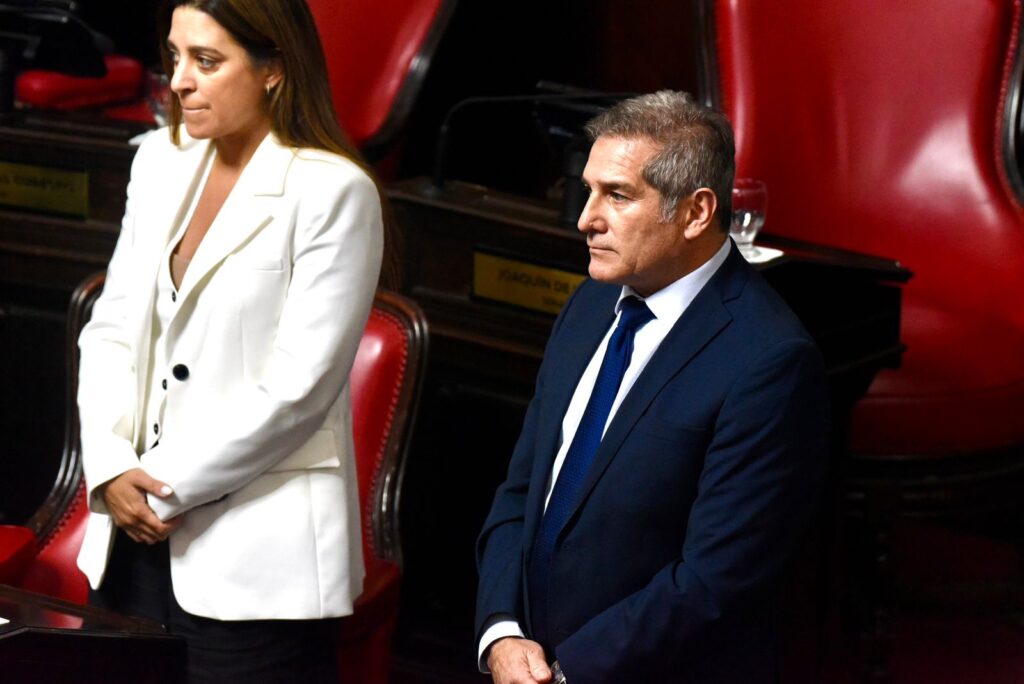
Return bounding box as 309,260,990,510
265,83,272,96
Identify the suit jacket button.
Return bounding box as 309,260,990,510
171,291,177,302
153,423,159,435
161,379,167,390
172,364,189,381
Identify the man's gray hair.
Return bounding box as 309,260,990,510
585,90,735,227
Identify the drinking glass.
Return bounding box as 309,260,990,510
731,179,767,258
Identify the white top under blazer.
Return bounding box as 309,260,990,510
76,128,384,621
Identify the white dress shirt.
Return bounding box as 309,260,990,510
478,238,733,671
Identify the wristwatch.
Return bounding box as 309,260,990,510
551,660,567,684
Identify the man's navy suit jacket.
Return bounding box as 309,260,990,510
476,242,830,683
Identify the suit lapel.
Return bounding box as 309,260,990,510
171,133,294,322
563,245,749,534
523,284,619,543
132,134,213,448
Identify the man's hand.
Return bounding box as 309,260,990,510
98,468,180,544
488,637,552,684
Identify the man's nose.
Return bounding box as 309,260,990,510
577,193,598,233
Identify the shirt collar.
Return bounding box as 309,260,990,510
615,237,733,325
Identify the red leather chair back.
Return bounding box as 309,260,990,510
702,0,1024,454
335,290,428,683
307,0,455,155
349,291,428,565
15,273,104,604
18,483,89,604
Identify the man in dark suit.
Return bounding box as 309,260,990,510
476,91,829,683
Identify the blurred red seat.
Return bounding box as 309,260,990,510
16,55,145,110
700,0,1024,460
308,0,456,158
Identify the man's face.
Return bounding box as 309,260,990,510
578,136,691,297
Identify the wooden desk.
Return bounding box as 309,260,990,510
0,584,184,682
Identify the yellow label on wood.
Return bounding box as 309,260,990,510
0,161,89,217
474,252,585,315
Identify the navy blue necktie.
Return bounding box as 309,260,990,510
527,296,655,648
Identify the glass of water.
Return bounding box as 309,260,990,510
731,179,767,258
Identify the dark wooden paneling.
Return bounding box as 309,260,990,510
0,115,136,524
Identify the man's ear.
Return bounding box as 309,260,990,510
680,188,719,240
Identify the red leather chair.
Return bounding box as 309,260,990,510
1,274,100,605
0,273,428,684
700,0,1024,457
307,0,457,159
699,0,1024,674
336,289,429,682
16,55,145,111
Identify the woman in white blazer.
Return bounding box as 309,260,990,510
75,1,383,680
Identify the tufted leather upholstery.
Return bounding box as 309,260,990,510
307,0,456,155
703,0,1024,458
0,275,428,684
337,290,429,683
15,483,90,604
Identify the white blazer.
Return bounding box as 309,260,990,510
76,128,383,621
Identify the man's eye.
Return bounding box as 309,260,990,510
610,192,627,202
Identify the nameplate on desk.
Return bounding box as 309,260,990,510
473,252,585,315
0,161,89,218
